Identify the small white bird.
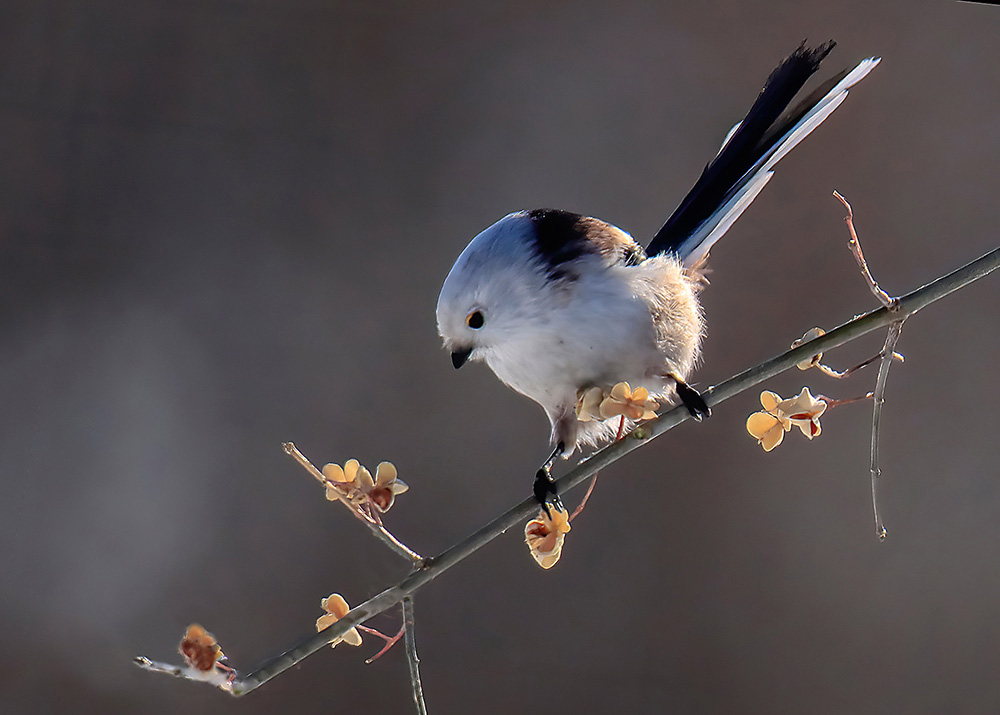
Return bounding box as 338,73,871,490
436,42,879,508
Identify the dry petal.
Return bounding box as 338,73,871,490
575,386,605,422
779,387,826,439
760,390,782,413
778,387,827,418
792,327,826,371
322,463,349,483
316,612,338,631
390,479,409,495
341,627,363,647
355,465,375,490
374,462,397,486
322,463,355,501
609,382,631,401
321,593,351,617
746,411,786,451
792,417,822,439
547,505,571,535
599,381,659,421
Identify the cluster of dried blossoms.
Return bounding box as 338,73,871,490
575,381,660,423
746,324,898,452
321,459,409,513
747,328,835,452
746,387,827,451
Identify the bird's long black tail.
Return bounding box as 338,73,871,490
646,42,879,264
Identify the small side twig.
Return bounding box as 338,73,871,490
815,349,903,379
402,597,427,715
569,473,599,521
357,619,406,664
870,319,905,540
283,442,424,563
817,391,874,409
132,656,234,690
569,415,626,521
834,191,897,309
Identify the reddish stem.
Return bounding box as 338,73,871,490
570,415,625,522
358,622,406,664
818,392,874,409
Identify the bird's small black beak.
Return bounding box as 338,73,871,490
451,347,473,369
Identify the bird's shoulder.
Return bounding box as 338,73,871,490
524,208,645,280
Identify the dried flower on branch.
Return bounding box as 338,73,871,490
524,504,572,569
316,594,363,649
321,459,408,513
575,382,659,423
747,388,827,451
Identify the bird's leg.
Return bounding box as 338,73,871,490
670,373,711,421
534,441,565,517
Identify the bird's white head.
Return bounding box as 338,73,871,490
436,211,554,370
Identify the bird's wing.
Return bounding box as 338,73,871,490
524,208,645,282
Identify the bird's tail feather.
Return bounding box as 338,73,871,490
645,42,879,266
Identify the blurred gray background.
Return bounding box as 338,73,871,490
3,1,999,713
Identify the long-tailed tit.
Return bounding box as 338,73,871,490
436,42,879,509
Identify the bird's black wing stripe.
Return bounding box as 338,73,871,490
526,208,593,280
646,41,835,257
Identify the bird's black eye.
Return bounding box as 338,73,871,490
466,310,485,329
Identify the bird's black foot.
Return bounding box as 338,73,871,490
533,442,565,517
673,376,711,421
533,468,563,517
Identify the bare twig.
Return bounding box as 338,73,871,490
817,392,874,409
833,191,897,309
356,621,406,664
402,597,427,715
282,442,424,563
137,244,1000,697
569,473,600,521
133,656,234,689
569,416,626,521
815,349,903,379
870,319,905,540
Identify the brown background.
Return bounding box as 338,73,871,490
3,1,1000,713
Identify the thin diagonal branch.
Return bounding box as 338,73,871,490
138,244,1000,696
